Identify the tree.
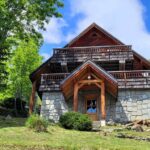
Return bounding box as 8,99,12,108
6,37,43,104
0,0,63,89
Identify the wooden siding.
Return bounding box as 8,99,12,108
65,23,124,47
68,27,121,47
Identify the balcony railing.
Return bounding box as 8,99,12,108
109,70,150,79
51,45,133,62
53,45,132,54
39,70,150,91
41,73,69,85
109,70,150,88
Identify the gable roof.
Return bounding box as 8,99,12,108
61,60,118,85
133,50,150,69
30,23,150,88
64,23,124,47
60,60,118,99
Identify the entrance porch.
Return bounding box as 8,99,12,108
61,60,118,125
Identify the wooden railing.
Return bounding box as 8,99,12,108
109,70,150,88
53,45,131,54
39,70,150,91
109,70,150,79
51,45,133,62
41,73,69,85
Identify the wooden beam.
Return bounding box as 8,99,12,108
79,71,89,80
78,83,85,89
79,79,102,84
95,82,101,89
29,81,36,115
119,60,125,70
91,73,100,80
101,82,106,120
73,83,78,112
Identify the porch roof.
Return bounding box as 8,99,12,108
60,60,118,99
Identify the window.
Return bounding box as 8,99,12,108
86,99,97,113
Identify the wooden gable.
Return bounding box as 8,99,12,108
65,23,124,47
61,60,118,99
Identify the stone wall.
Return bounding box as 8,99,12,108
66,90,116,121
116,89,150,122
106,93,116,121
40,89,150,123
40,92,68,122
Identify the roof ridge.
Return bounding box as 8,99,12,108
64,23,124,47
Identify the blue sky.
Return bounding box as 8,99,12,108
40,0,150,61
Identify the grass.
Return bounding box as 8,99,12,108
0,117,150,150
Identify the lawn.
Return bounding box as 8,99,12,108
0,117,150,150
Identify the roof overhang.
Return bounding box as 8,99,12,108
60,60,118,99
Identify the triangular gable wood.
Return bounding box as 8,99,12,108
65,23,124,47
61,60,118,99
133,50,150,69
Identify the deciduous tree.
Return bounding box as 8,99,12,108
7,37,42,104
0,0,63,89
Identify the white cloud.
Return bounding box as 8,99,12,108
41,53,51,61
41,17,68,44
67,0,150,59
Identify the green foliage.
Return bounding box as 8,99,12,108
0,89,12,104
0,0,63,88
1,37,43,103
26,114,48,132
59,112,92,131
1,118,150,150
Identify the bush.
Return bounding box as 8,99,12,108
25,114,48,132
0,98,27,117
59,112,92,131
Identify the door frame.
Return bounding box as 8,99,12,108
84,94,98,121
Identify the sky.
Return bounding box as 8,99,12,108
40,0,150,61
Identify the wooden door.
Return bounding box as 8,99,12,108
85,94,98,121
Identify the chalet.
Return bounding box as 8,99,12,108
30,23,150,125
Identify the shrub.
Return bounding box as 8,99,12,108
25,114,48,132
59,112,92,131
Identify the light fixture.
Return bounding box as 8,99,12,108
88,75,91,80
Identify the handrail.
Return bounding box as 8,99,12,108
41,73,70,84
53,45,132,54
51,45,133,63
109,70,150,79
40,70,150,84
40,71,150,90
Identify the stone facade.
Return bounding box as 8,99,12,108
105,93,116,121
40,89,150,123
115,89,150,122
40,92,68,122
55,90,116,121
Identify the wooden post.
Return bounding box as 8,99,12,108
73,83,78,112
101,82,106,120
119,60,125,70
29,81,36,115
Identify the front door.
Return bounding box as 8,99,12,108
85,94,98,121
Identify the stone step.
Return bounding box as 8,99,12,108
92,121,101,131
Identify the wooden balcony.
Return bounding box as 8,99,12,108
39,73,69,91
51,45,133,63
109,70,150,88
39,70,150,91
